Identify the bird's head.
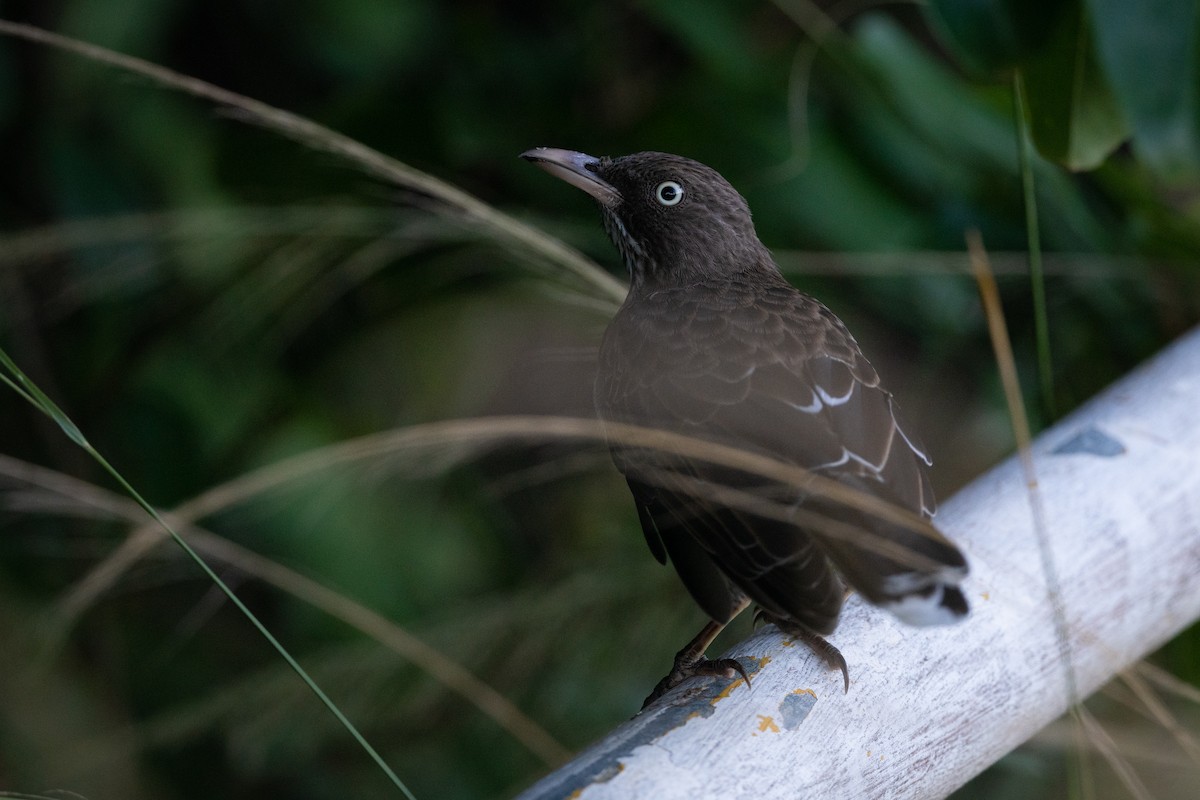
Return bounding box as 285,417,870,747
521,148,774,290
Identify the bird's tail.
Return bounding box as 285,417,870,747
807,485,969,627
876,569,969,627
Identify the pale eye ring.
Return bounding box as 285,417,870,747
655,180,684,206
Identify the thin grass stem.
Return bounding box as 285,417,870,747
0,20,625,309
968,229,1083,798
0,346,417,799
1012,72,1056,421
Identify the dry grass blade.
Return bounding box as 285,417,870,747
599,421,946,539
969,230,1106,797
182,527,572,766
0,456,570,766
1121,667,1200,765
37,412,960,671
967,229,1077,700
1074,706,1154,800
0,207,394,269
637,467,953,573
12,413,971,765
0,453,143,520
1071,706,1099,800
48,415,956,634
49,414,955,635
0,20,626,309
264,235,415,351
483,448,613,498
771,249,1151,277
1134,661,1200,706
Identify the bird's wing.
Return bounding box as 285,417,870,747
597,279,965,627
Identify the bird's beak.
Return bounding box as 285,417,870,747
520,147,621,207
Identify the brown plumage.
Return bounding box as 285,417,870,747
522,148,968,706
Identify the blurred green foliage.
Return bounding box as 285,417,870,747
0,1,1198,798
928,0,1200,177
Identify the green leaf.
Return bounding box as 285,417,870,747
1021,3,1128,170
924,0,1070,75
1085,0,1200,180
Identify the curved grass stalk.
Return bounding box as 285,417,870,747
0,20,626,309
49,413,951,652
0,453,570,766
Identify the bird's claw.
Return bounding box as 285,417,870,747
819,641,850,693
759,613,850,693
641,656,750,709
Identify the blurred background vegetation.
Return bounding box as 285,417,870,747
1,0,1198,798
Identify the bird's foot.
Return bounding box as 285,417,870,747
642,653,750,709
805,634,849,693
759,613,850,693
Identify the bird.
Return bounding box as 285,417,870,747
521,147,969,707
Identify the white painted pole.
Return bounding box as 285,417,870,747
518,325,1200,800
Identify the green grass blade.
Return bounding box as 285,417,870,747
0,346,416,800
1013,71,1057,421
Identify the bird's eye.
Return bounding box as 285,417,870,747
654,181,684,207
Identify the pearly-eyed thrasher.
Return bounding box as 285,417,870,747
522,148,968,707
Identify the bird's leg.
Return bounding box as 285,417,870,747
642,619,750,709
758,611,850,693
